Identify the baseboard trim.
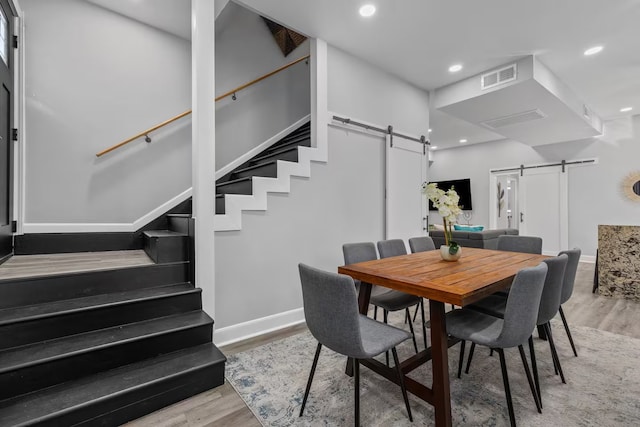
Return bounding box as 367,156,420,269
21,189,194,234
213,307,305,347
580,255,596,263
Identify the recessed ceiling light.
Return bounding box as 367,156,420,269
584,46,603,56
448,64,463,73
428,128,432,133
430,146,438,150
620,107,633,112
459,138,467,143
359,4,376,17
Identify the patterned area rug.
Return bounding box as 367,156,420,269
226,318,640,426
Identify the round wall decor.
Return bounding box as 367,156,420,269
622,171,640,202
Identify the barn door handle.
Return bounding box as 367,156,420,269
520,212,524,223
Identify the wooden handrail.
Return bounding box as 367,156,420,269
96,54,310,157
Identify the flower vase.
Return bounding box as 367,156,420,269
440,245,462,262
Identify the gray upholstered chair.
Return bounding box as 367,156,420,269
465,254,569,408
446,263,548,427
558,248,581,357
343,242,423,356
298,263,413,425
494,235,543,298
497,235,543,254
376,239,428,350
408,236,436,253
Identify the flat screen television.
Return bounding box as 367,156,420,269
428,178,473,211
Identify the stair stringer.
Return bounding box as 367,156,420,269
214,142,328,231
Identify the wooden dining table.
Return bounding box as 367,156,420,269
338,247,548,427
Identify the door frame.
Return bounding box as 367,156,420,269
489,158,597,254
10,0,22,236
488,170,520,231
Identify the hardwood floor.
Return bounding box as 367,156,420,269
123,261,640,426
0,250,154,280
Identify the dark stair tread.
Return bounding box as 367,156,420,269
270,133,310,150
0,343,226,426
0,311,212,373
251,145,299,163
143,230,187,238
0,283,197,326
215,176,252,188
233,160,279,175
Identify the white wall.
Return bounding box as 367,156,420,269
328,46,430,135
215,2,310,169
214,44,430,331
22,0,192,224
22,0,311,226
429,115,640,257
215,127,384,327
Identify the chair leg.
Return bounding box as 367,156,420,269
497,348,516,427
354,358,360,427
412,301,419,322
465,342,476,374
528,335,542,409
384,310,390,366
518,344,542,413
545,323,566,384
392,347,413,422
300,342,322,417
419,299,428,349
406,308,419,353
559,305,578,357
374,306,378,320
457,340,466,378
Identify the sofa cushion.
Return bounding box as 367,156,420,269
468,229,506,240
454,224,485,231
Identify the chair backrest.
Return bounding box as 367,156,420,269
497,235,543,254
377,239,408,258
559,248,581,304
343,242,377,265
537,254,568,325
408,236,436,253
298,263,365,358
498,262,548,348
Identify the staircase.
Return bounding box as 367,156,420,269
0,214,224,426
0,119,318,424
215,120,311,214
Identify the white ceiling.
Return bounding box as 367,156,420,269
236,0,640,149
88,0,640,150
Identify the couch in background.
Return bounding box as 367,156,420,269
429,228,519,250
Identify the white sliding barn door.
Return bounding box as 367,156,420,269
519,166,568,255
385,135,427,243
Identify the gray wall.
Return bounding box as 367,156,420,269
215,127,384,327
22,0,311,225
328,46,430,134
215,3,310,169
428,115,640,257
214,45,430,329
22,0,192,224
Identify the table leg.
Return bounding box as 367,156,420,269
346,282,373,377
429,300,452,427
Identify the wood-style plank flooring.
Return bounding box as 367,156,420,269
0,250,154,280
123,262,640,426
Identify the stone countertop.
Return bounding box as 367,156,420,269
598,225,640,301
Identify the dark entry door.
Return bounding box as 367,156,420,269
0,0,14,262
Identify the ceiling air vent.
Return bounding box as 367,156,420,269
481,63,517,90
481,109,547,129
